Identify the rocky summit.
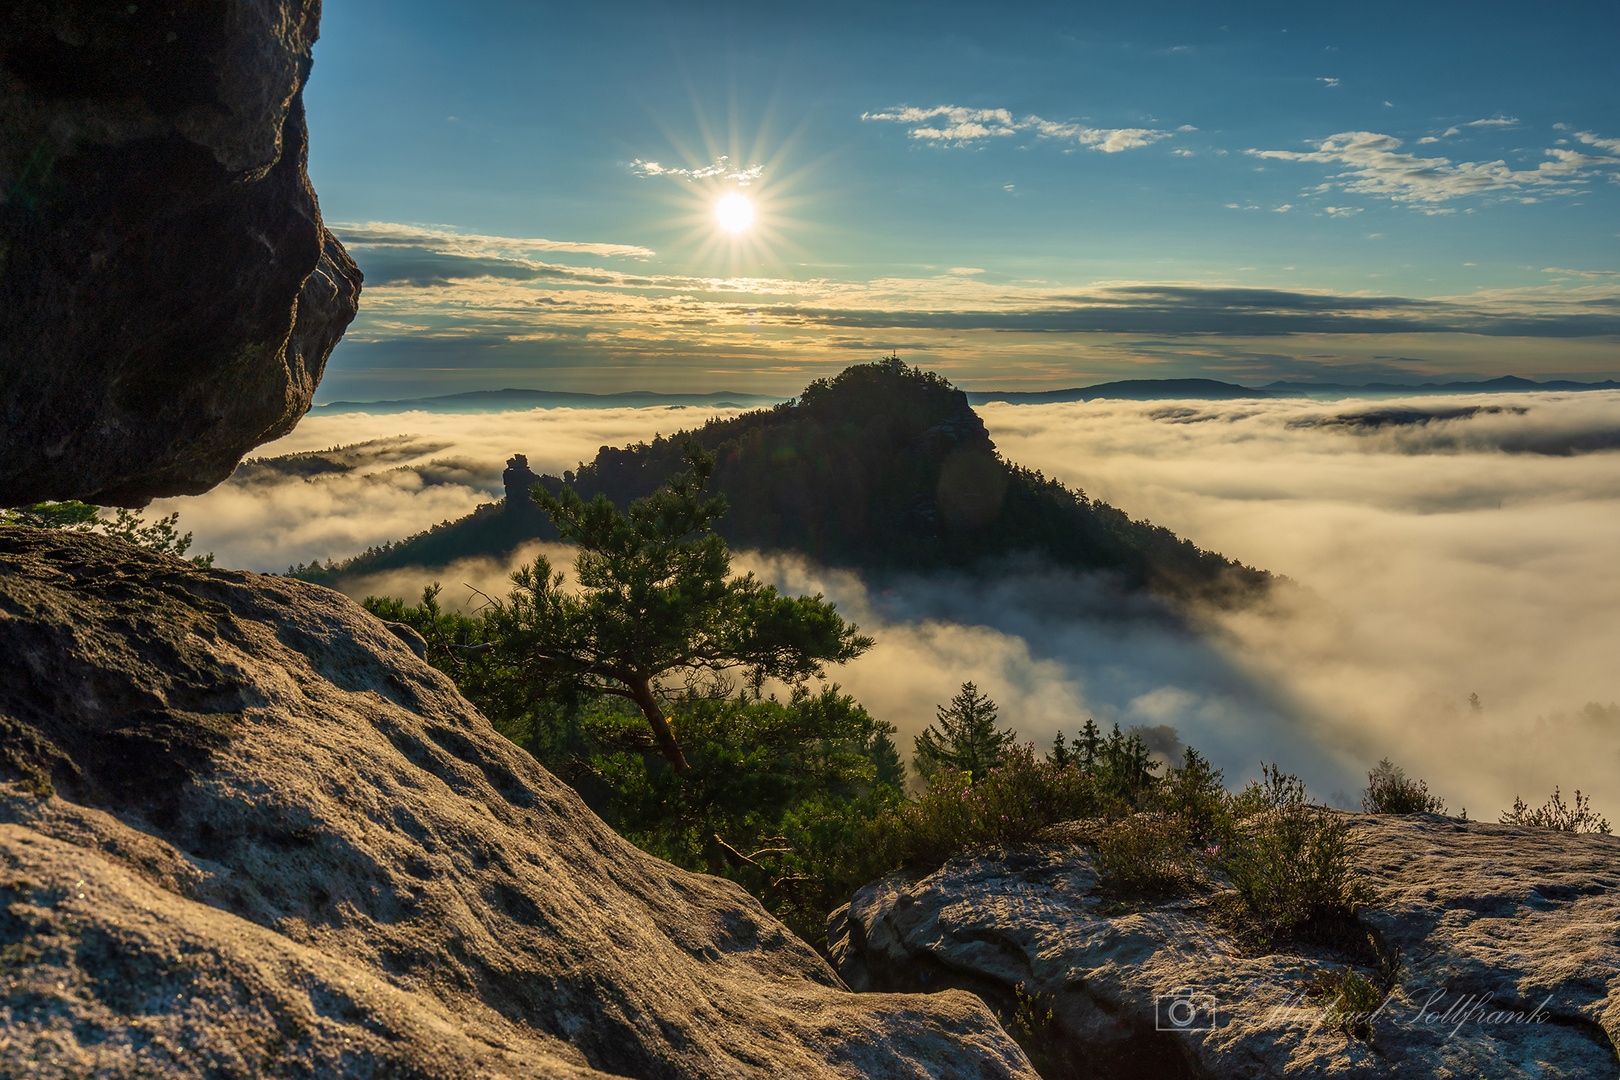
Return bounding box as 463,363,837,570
0,1,361,506
0,528,1035,1080
829,814,1620,1079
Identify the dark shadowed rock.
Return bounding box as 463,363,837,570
0,1,360,507
0,527,1036,1079
830,816,1620,1079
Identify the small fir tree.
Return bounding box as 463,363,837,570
913,681,1017,784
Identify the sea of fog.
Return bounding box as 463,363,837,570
150,392,1620,818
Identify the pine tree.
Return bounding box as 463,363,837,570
482,444,872,771
912,681,1017,784
1048,730,1073,767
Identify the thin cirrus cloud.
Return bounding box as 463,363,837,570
330,222,656,288
1248,129,1620,210
766,284,1620,339
1419,116,1523,143
862,105,1181,153
332,222,654,259
628,155,765,185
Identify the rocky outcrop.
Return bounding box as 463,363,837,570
0,1,361,507
829,817,1620,1079
0,527,1036,1079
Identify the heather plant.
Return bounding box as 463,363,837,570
1092,813,1192,895
1362,759,1446,815
884,743,1092,865
1500,787,1612,833
1221,765,1372,942
1229,761,1309,818
1308,966,1386,1040
1000,983,1067,1078
1090,746,1230,896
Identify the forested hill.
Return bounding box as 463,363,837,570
296,362,1272,605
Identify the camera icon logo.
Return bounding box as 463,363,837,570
1155,987,1217,1032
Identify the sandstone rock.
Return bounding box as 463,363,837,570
830,815,1620,1079
0,527,1037,1080
0,1,361,507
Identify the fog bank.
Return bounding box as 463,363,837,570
157,391,1620,816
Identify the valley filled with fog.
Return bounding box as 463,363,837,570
153,391,1620,818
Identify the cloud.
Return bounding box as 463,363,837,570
1464,116,1520,127
1317,77,1340,88
764,283,1620,338
629,155,764,185
948,267,986,276
1543,267,1620,279
331,222,657,288
863,105,1174,152
1576,131,1620,154
1248,130,1620,206
173,393,1620,813
333,222,653,259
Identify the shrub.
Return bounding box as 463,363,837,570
1308,967,1386,1039
1000,983,1065,1077
1221,766,1372,942
1093,813,1192,895
1228,761,1308,818
1158,746,1229,841
883,743,1091,865
1362,759,1446,815
1499,787,1612,834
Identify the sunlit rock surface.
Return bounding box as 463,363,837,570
829,815,1620,1079
0,528,1035,1079
0,1,360,506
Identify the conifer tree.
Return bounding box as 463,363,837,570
1076,718,1102,769
913,681,1017,783
864,726,906,790
482,445,872,772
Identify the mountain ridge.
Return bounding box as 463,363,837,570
294,363,1272,607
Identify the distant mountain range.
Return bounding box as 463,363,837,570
311,388,784,414
311,375,1619,415
967,374,1620,404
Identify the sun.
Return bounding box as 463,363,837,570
715,192,754,233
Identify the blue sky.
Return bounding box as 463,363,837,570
304,0,1620,399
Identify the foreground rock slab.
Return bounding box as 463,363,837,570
830,816,1620,1079
0,528,1035,1080
0,1,360,506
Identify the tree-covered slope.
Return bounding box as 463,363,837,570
298,362,1270,604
